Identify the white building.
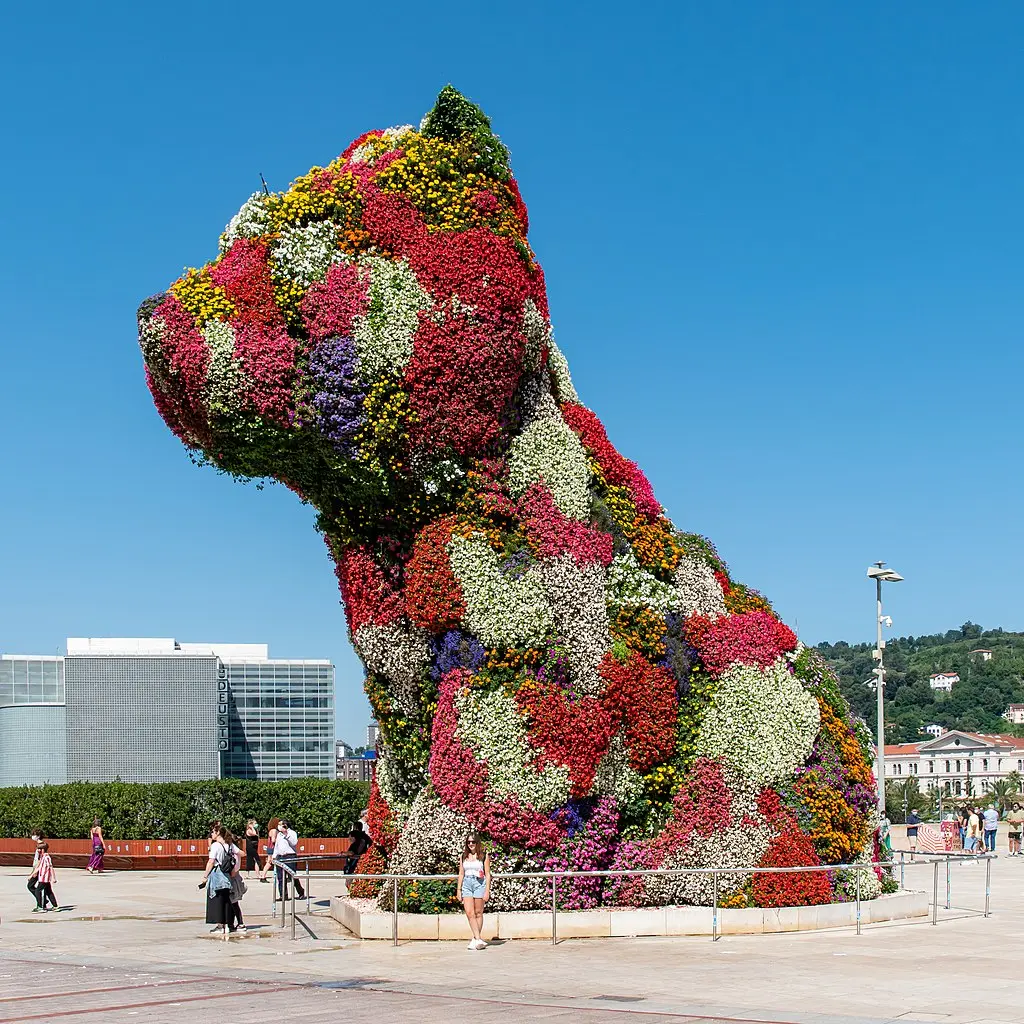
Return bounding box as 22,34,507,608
1003,704,1024,725
367,721,380,747
970,649,994,662
884,730,1024,797
929,671,960,693
924,724,946,738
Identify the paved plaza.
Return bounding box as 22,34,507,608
0,857,1018,1023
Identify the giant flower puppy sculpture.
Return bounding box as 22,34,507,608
139,88,879,911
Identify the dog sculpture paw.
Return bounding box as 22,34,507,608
139,87,878,910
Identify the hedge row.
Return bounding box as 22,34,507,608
0,778,370,840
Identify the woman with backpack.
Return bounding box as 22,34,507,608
222,828,247,934
200,824,235,939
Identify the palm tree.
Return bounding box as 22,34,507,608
1005,770,1022,795
886,778,930,822
990,778,1017,814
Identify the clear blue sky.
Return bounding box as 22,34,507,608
2,3,1022,742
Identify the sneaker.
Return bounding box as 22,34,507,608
474,938,488,949
31,907,42,914
467,940,478,950
236,925,247,933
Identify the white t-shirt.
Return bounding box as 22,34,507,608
210,839,228,865
273,828,298,858
983,809,999,830
463,856,485,880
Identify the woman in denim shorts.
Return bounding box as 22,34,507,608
458,833,491,950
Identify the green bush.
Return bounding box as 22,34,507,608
0,778,369,840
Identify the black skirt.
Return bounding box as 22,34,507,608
206,888,231,925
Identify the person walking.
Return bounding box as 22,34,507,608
906,808,921,861
200,825,235,939
223,828,247,933
87,819,105,874
983,804,999,853
457,832,491,951
273,818,305,901
259,817,279,885
966,806,981,853
344,810,370,874
244,820,261,877
1006,802,1024,857
26,831,43,906
958,806,969,849
30,842,59,912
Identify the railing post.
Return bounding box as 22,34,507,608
551,875,558,946
280,867,287,928
984,856,991,918
392,877,399,947
855,869,861,935
306,859,311,915
899,851,905,890
932,860,938,925
291,875,297,940
712,870,718,942
946,857,951,910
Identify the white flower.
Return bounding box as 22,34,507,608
352,257,432,383
455,687,571,812
375,750,413,827
508,415,592,520
138,311,169,390
538,555,611,695
388,785,470,876
353,622,431,715
672,555,727,619
351,125,414,165
270,221,344,287
696,657,820,790
592,733,646,810
547,337,579,404
448,534,553,647
220,193,272,252
606,551,681,615
202,320,243,417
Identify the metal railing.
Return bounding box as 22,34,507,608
271,851,995,945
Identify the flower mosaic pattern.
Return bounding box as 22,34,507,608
139,87,877,910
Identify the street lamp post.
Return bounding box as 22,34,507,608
868,562,904,818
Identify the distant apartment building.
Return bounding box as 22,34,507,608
0,638,334,786
367,721,380,748
337,752,376,782
1003,704,1024,726
924,723,947,738
929,671,960,693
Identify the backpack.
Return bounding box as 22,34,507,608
220,843,236,876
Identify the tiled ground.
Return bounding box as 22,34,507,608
0,855,1016,1024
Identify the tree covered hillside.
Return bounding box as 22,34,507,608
815,623,1024,742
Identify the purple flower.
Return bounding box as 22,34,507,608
430,631,485,681
306,335,364,453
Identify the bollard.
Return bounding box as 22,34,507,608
392,877,399,947
855,869,861,936
551,875,558,946
712,871,718,943
932,860,938,925
946,858,951,910
900,851,905,890
984,857,991,918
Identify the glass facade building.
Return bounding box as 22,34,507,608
221,659,334,780
0,656,67,786
0,640,335,786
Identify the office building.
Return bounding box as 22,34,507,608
367,721,380,748
337,750,376,782
0,638,335,785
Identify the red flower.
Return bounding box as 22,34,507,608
516,484,614,565
301,262,369,342
405,517,467,631
598,651,677,773
685,611,797,678
334,547,405,632
752,829,833,908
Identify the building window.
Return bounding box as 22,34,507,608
945,760,951,773
956,760,961,773
955,781,962,796
983,758,989,771
929,760,934,773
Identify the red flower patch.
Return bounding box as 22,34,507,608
685,611,797,678
598,652,677,773
405,517,466,631
517,484,613,566
334,547,405,632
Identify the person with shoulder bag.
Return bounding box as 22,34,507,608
223,828,247,933
200,825,235,939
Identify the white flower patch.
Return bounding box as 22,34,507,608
270,221,344,288
508,416,592,520
606,551,682,615
202,319,243,417
448,534,553,647
220,192,272,252
138,311,170,390
350,124,415,164
672,555,727,620
353,622,431,715
521,297,550,374
388,785,471,876
592,733,646,810
547,337,580,404
517,368,562,427
455,687,572,812
539,555,611,696
352,257,432,383
375,750,413,827
649,818,774,906
696,657,820,791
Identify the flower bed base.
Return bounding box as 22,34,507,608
331,890,928,940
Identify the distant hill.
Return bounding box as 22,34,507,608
815,622,1024,743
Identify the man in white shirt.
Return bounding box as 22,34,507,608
983,805,999,853
273,819,305,900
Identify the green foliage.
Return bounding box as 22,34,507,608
396,878,461,914
0,778,369,840
420,86,511,181
816,622,1024,741
885,778,930,823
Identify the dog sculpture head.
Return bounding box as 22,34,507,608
139,88,878,911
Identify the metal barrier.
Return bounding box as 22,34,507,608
271,851,995,946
